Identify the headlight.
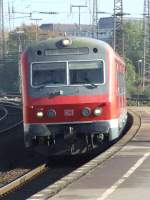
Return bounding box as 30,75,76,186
93,107,103,116
62,38,72,46
81,107,91,117
36,111,44,118
47,109,56,118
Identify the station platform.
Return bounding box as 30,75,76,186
50,107,150,200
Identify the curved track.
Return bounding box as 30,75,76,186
0,106,8,122
0,110,140,199
0,103,22,133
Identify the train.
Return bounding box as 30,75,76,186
20,37,127,155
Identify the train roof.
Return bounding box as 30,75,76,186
26,36,110,51
25,36,125,65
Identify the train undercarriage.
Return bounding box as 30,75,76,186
24,119,126,155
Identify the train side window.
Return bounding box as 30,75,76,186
118,72,125,95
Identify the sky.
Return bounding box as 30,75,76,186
3,0,144,30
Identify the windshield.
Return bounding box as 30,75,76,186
69,61,104,85
32,62,67,86
31,60,104,87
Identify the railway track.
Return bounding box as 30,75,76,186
0,110,140,199
0,103,22,134
0,106,8,122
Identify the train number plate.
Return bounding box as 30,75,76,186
64,109,74,116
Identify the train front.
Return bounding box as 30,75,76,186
21,37,112,155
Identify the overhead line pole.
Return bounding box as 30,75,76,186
92,0,98,38
113,0,124,57
71,5,88,33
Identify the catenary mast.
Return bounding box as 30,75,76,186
113,0,124,57
92,0,98,38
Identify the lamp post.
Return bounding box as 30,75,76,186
137,59,143,86
136,59,143,106
96,11,113,40
71,5,88,33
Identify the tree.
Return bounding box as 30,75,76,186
124,20,143,70
125,58,136,96
124,20,144,97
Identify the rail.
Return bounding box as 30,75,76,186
0,110,140,198
0,106,8,122
0,104,22,133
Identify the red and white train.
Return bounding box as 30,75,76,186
21,37,127,155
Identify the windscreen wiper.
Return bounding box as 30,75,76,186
36,81,58,89
85,83,98,89
35,81,53,89
83,78,98,89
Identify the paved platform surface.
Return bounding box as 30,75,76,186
50,107,150,200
